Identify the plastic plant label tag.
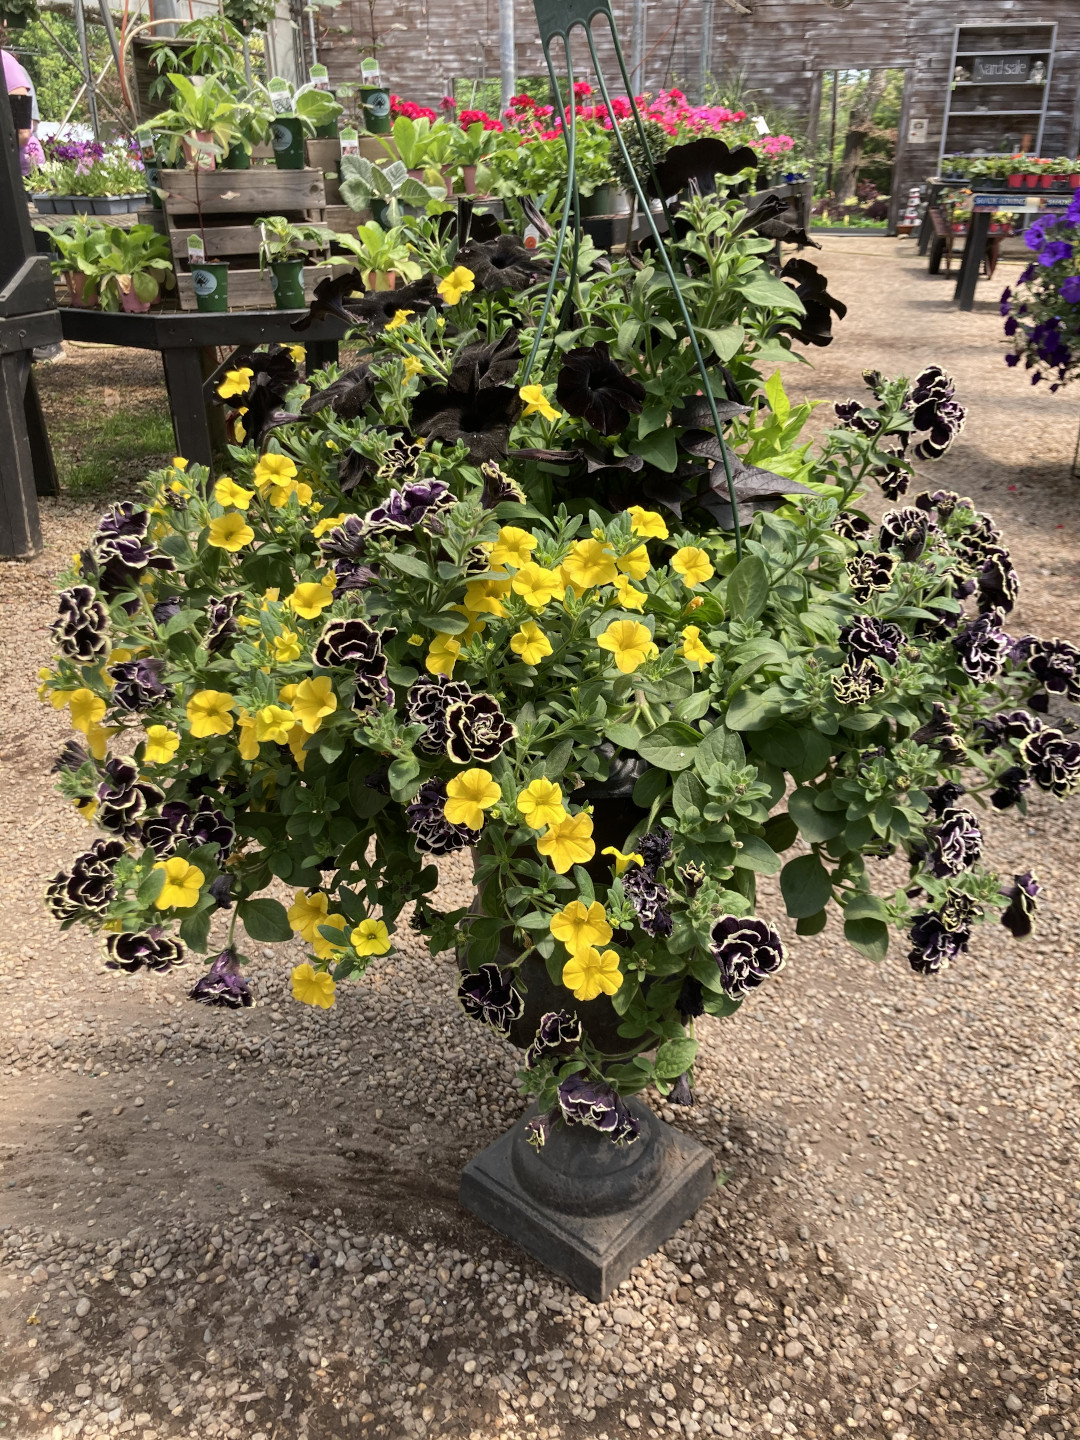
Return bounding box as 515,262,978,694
340,127,360,156
361,57,381,85
268,77,291,114
188,234,205,264
523,224,541,250
752,115,770,136
310,63,329,90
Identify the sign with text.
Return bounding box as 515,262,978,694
972,53,1034,83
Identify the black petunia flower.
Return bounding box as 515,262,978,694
1001,871,1040,939
291,267,365,331
96,757,164,839
457,963,524,1036
953,611,1010,683
839,615,902,665
405,676,474,755
445,693,515,765
990,764,1031,811
364,479,453,535
925,781,965,816
152,596,182,625
454,234,551,293
140,800,191,857
668,1072,694,1107
834,399,881,436
872,462,909,501
480,460,526,508
676,975,705,1021
778,258,847,347
525,1010,583,1069
300,362,374,420
846,552,896,603
880,507,932,562
45,837,126,920
96,502,149,541
1018,727,1080,798
108,657,171,713
348,275,443,332
907,900,975,975
52,585,110,663
104,929,184,973
1014,636,1080,703
556,1076,640,1146
977,547,1019,615
927,806,982,879
406,778,477,855
555,342,646,436
710,915,785,999
189,948,253,1008
410,378,523,463
216,345,300,443
833,511,871,544
94,532,175,602
313,618,393,713
638,826,673,875
912,702,966,762
906,367,967,462
205,593,242,654
831,659,886,706
622,867,673,939
449,329,521,394
914,489,970,521
52,738,89,775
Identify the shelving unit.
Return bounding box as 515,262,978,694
940,20,1057,168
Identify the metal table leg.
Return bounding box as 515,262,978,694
161,346,215,471
0,351,43,557
954,210,991,311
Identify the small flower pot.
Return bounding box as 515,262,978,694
32,194,55,213
222,143,251,170
1024,174,1040,189
1007,173,1024,188
580,184,617,217
94,195,142,215
314,118,339,139
182,131,216,171
1039,174,1054,189
66,271,97,308
361,269,395,292
360,84,392,135
119,285,152,313
270,117,306,170
1070,175,1080,190
269,259,306,310
191,261,229,313
52,195,75,214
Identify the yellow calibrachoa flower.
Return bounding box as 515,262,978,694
437,265,475,304
562,946,622,1002
351,918,391,956
550,898,612,954
153,857,204,909
510,621,552,666
537,811,595,873
628,506,669,539
254,704,293,744
171,456,188,471
613,575,647,611
463,574,511,617
291,962,336,1008
143,725,180,765
213,476,253,509
292,676,337,734
385,308,414,332
288,888,328,941
76,797,97,823
601,845,644,877
426,632,462,677
236,709,260,760
217,366,253,400
516,777,565,830
207,512,254,552
287,581,335,619
402,355,424,379
616,544,651,581
313,914,348,960
289,344,306,363
671,545,714,588
597,619,658,675
519,384,561,422
85,722,112,760
512,561,563,609
234,412,247,442
186,690,234,737
68,688,106,735
680,625,716,666
312,512,347,538
562,538,618,590
444,769,502,830
272,629,302,664
286,722,308,771
254,452,297,488
490,526,537,569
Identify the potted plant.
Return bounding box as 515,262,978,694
46,216,107,306
255,81,343,170
142,15,249,110
222,0,275,34
378,114,453,185
1002,195,1080,387
92,224,176,312
330,218,423,289
338,155,446,226
140,74,241,171
256,214,333,310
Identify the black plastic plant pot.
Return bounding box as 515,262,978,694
222,143,251,170
360,85,392,135
192,261,229,313
270,116,305,170
269,258,305,309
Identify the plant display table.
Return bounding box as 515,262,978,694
952,190,1074,309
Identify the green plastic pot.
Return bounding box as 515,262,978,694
314,118,339,139
191,262,229,313
271,117,305,169
360,85,391,135
269,259,305,310
223,143,251,170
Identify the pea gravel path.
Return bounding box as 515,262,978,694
2,237,1079,1440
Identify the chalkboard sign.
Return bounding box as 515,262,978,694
972,53,1035,83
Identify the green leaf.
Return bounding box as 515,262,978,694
616,318,642,358
844,914,889,961
737,270,804,312
572,865,594,906
348,759,390,820
137,866,166,907
732,833,781,874
673,770,706,819
726,554,769,622
653,1036,699,1080
632,427,678,473
384,551,433,580
795,910,828,937
179,904,213,952
697,324,744,363
238,897,293,943
674,690,712,722
788,788,845,843
779,853,832,918
633,766,668,808
843,892,890,924
762,812,798,852
725,689,779,731
637,722,700,772
604,722,643,750
695,722,744,772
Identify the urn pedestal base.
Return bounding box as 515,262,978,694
459,1100,715,1301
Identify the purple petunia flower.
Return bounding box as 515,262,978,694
525,1010,583,1069
1060,275,1080,304
364,479,453,535
710,915,785,999
1038,240,1073,266
1018,727,1080,798
95,758,164,839
406,676,474,755
556,1076,640,1145
839,615,903,665
622,866,674,938
313,617,394,713
189,948,253,1008
953,611,1010,683
108,657,171,712
457,963,524,1036
1000,871,1040,938
927,806,982,879
52,585,110,663
44,838,126,921
406,778,477,855
104,929,184,973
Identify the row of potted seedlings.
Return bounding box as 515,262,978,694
941,155,1080,191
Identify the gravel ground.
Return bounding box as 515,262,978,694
1,237,1079,1440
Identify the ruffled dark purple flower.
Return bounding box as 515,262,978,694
879,507,932,562
405,676,474,755
318,515,367,565
1018,727,1080,798
376,436,424,483
44,837,126,921
638,826,672,875
831,659,886,705
52,585,110,663
143,797,234,858
833,511,871,543
189,948,252,1008
445,693,515,765
834,398,881,436
906,366,966,462
977,548,1019,615
975,708,1043,753
710,915,785,999
678,862,706,900
52,738,90,774
411,377,523,463
104,929,184,972
925,780,965,816
927,806,982,879
96,758,165,839
990,764,1031,811
556,1076,640,1145
908,911,969,974
555,341,646,435
525,1010,583,1069
152,596,183,625
1001,871,1040,939
914,489,970,522
872,462,908,501
839,615,903,665
457,963,524,1037
480,461,526,508
846,552,896,603
1013,636,1080,703
676,975,705,1021
96,502,149,541
406,778,477,855
623,867,674,939
912,702,966,762
107,657,171,713
364,479,453,535
524,1112,554,1149
94,532,175,601
205,593,242,654
313,618,393,713
953,611,1010,683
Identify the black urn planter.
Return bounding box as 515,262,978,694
458,768,716,1299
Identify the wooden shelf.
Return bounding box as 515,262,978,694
955,49,1051,58
949,109,1044,117
953,81,1047,88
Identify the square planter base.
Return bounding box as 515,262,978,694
460,1105,715,1301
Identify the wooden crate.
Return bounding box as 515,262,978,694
175,262,353,313
169,226,332,262
324,203,368,235
159,167,326,220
